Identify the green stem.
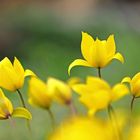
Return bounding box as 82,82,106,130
17,89,32,136
97,67,101,78
17,89,26,108
131,95,135,113
47,109,55,130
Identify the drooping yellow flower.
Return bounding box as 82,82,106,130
47,77,72,105
73,77,129,115
0,88,31,120
0,57,35,92
68,32,124,75
122,72,140,97
49,117,116,140
28,77,51,109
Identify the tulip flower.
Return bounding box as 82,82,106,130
121,72,140,111
0,88,31,120
122,72,140,97
68,32,124,75
73,76,128,116
47,77,72,105
28,77,51,109
0,57,35,92
50,117,115,140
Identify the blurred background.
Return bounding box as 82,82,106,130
0,0,140,139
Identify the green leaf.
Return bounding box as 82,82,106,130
12,107,32,120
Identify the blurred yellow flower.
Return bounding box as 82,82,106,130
50,117,115,140
73,77,128,115
47,77,72,105
67,77,81,87
0,57,35,92
122,72,140,97
128,122,140,140
28,77,51,109
0,88,31,120
68,32,124,75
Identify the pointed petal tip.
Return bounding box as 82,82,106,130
121,77,131,84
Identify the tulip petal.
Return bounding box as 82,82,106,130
87,77,110,91
112,84,129,102
72,84,91,95
67,77,81,87
68,59,92,75
13,57,24,76
121,77,131,84
0,57,13,69
12,107,32,120
113,53,124,63
0,66,17,91
24,69,36,77
81,32,94,61
79,90,111,114
28,77,51,109
106,35,116,57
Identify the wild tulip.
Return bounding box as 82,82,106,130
47,77,72,105
28,77,52,109
73,76,129,116
0,88,31,120
68,32,124,75
0,57,35,92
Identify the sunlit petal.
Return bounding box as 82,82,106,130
112,84,129,101
113,52,124,63
81,32,94,61
68,59,92,75
12,107,32,120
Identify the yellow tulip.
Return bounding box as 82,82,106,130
0,57,35,92
28,77,51,109
47,77,72,105
0,88,31,120
73,77,128,115
68,32,124,75
50,117,115,140
122,72,140,97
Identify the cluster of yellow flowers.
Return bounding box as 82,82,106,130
1,32,140,140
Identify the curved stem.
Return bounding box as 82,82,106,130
131,96,135,113
97,67,101,78
47,109,55,130
17,89,32,135
17,89,26,108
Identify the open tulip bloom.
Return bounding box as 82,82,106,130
0,57,35,92
122,72,140,98
73,77,129,116
0,88,31,120
122,72,140,111
68,32,124,75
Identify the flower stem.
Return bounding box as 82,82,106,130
97,67,101,78
47,109,55,130
17,89,32,135
68,101,77,116
108,105,122,140
131,95,135,113
8,116,16,128
17,89,26,108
